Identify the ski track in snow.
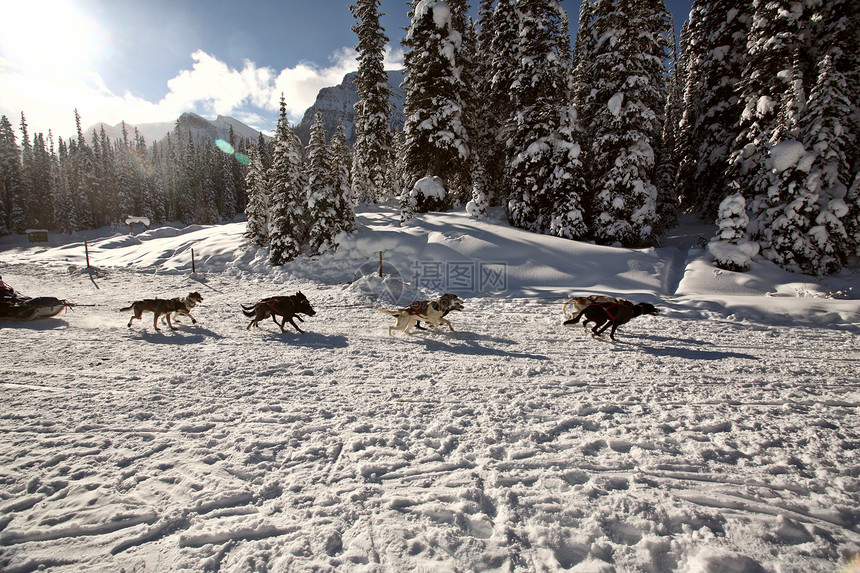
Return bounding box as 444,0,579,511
0,262,857,572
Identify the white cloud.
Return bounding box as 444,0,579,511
0,45,405,141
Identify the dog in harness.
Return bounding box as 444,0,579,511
562,295,626,323
564,297,659,340
378,293,463,336
243,292,316,333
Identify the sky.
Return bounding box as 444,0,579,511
0,0,693,142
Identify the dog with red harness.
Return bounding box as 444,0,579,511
563,296,659,340
562,294,627,323
378,293,463,336
243,292,316,333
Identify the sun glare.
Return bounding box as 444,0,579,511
0,0,108,73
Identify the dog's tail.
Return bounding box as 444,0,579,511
377,308,401,317
120,304,134,312
562,297,577,319
241,304,257,318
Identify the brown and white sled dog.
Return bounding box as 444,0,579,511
121,297,192,331
378,293,464,336
160,291,203,325
562,294,627,323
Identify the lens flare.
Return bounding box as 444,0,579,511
215,139,235,155
214,139,249,165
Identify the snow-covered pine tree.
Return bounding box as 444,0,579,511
653,9,682,235
481,0,521,206
52,137,75,234
194,142,220,225
268,96,307,265
448,0,476,205
305,112,343,255
244,146,270,247
675,1,751,219
709,192,759,271
810,0,860,258
581,0,671,247
505,0,588,240
763,53,853,275
329,122,357,234
400,0,470,214
725,0,808,250
29,132,54,230
571,0,596,113
219,126,241,220
350,0,395,203
72,111,98,231
467,0,499,208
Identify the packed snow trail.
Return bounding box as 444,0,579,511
0,262,858,572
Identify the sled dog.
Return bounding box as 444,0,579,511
567,299,660,340
562,294,627,323
378,293,464,336
161,291,204,325
242,292,316,333
121,297,191,331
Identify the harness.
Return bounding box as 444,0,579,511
401,300,431,319
593,301,620,321
265,297,291,317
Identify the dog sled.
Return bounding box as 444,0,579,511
0,276,76,321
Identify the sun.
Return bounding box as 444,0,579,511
0,0,108,73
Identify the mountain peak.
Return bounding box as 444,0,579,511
295,69,406,146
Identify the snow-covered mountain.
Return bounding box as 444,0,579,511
86,69,406,148
295,69,407,145
88,113,267,147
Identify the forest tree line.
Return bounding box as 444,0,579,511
1,0,857,276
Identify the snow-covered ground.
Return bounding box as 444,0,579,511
0,204,858,572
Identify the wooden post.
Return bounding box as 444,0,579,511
192,249,196,274
85,238,91,269
378,251,383,277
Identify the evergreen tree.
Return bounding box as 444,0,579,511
305,112,341,255
810,0,860,256
0,115,22,234
401,0,470,211
219,125,241,220
330,121,357,232
481,0,521,205
581,0,671,246
268,96,307,265
243,146,270,246
350,0,396,203
571,0,596,113
709,192,759,271
29,132,54,229
18,114,34,230
726,0,809,247
505,0,588,240
676,2,752,218
53,137,75,234
763,53,853,275
468,0,502,207
194,142,220,225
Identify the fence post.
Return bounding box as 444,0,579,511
85,238,91,269
192,249,196,274
378,251,383,277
